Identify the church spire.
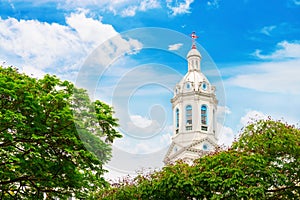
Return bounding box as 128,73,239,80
187,32,201,72
190,31,199,49
163,31,218,165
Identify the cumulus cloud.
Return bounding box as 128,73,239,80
113,121,172,154
65,10,117,44
240,110,268,127
218,110,268,147
123,112,166,139
130,115,152,128
217,106,234,147
216,105,231,128
254,40,300,60
217,125,235,147
217,105,231,115
167,0,194,16
168,43,183,51
0,10,141,80
106,133,169,179
0,17,78,77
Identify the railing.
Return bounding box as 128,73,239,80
201,126,207,131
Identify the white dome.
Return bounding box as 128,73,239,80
187,48,201,59
173,45,214,96
176,71,211,93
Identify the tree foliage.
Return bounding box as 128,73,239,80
0,66,121,199
96,119,300,200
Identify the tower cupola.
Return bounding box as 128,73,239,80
164,32,218,164
187,32,202,72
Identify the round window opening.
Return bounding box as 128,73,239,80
203,144,208,150
186,83,190,89
202,82,207,90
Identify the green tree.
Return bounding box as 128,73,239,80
231,119,300,199
96,119,300,200
0,66,121,199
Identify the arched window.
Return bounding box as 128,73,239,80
176,108,179,128
186,105,192,130
186,105,192,125
201,105,208,125
186,82,190,89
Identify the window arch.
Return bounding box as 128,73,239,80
186,82,190,89
186,105,192,130
186,105,192,125
176,108,179,128
201,105,208,125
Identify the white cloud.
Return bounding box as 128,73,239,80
159,129,172,145
120,0,160,17
65,10,117,44
217,106,234,147
217,105,231,115
240,110,268,127
167,0,194,16
0,16,82,78
218,125,235,147
226,41,300,94
121,6,138,17
139,0,160,11
58,0,161,17
218,110,267,147
207,0,220,8
260,25,276,36
168,43,183,51
130,115,152,128
124,113,165,139
254,40,300,59
219,110,268,147
226,59,300,94
105,134,168,179
0,10,141,80
61,0,134,9
113,122,172,154
240,110,299,129
7,0,198,17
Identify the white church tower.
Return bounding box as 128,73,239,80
164,32,218,164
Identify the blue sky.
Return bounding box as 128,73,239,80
1,0,300,180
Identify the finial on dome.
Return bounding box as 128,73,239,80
190,31,199,49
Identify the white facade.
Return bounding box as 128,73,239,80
163,43,218,164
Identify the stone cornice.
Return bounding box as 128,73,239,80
171,91,216,103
